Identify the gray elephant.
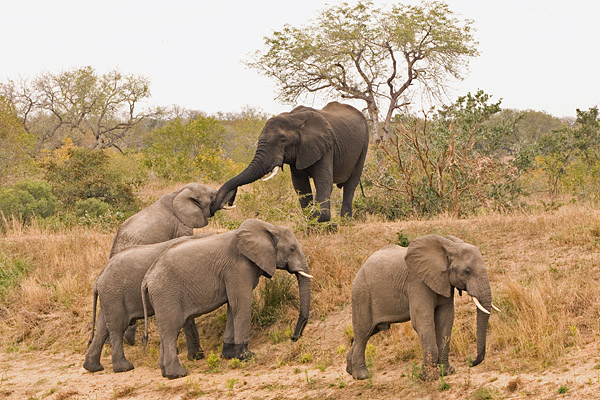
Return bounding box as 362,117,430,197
346,235,499,380
83,234,213,373
109,183,217,257
141,219,312,379
109,183,219,345
211,102,369,222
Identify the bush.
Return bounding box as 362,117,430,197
42,146,139,214
0,179,57,221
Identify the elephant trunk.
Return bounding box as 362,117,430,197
292,269,311,341
211,145,274,215
470,281,492,367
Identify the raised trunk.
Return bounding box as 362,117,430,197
471,291,491,367
211,147,272,215
292,272,311,341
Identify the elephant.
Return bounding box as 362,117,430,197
346,235,499,380
141,219,312,379
108,183,220,345
110,183,217,258
210,102,369,222
83,234,213,373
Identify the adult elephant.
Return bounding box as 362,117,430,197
142,219,312,379
346,235,500,380
211,102,369,222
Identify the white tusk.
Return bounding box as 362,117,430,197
262,166,280,181
472,296,491,315
298,271,313,279
223,205,236,210
492,303,502,312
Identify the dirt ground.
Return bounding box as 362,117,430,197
2,309,600,400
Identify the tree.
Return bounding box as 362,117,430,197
249,1,478,142
0,96,36,183
2,66,155,152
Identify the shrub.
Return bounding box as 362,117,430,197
0,179,57,222
0,251,34,301
252,272,297,327
42,146,139,214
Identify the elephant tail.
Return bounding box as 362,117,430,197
141,280,150,351
88,285,99,347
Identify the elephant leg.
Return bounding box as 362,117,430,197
83,313,109,372
222,303,236,359
229,288,254,360
340,148,367,218
410,306,439,380
313,177,333,222
123,321,137,346
183,318,204,360
435,301,455,375
349,335,371,380
156,312,188,379
109,324,134,373
290,168,313,209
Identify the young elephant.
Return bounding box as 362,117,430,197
346,235,499,380
142,219,312,379
83,234,212,373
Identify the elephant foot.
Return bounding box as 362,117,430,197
187,349,205,361
112,360,134,373
352,367,371,380
162,365,188,380
345,361,352,376
83,359,104,373
124,324,137,346
441,363,455,376
234,343,255,361
221,343,236,359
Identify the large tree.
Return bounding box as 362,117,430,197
249,1,478,142
2,66,155,152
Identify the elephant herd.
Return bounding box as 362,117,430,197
83,102,498,380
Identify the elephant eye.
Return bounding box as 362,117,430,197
290,245,296,252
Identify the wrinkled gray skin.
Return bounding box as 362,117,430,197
83,234,213,373
109,183,217,346
110,183,217,257
211,102,369,222
142,219,312,379
346,235,493,380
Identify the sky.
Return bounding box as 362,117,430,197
1,0,599,118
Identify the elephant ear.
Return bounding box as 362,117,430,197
295,111,335,170
172,187,208,228
404,235,460,298
236,219,277,278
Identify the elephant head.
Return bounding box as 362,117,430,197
236,219,311,340
405,234,492,367
171,183,217,229
210,108,335,215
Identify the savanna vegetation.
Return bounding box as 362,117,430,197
1,1,600,398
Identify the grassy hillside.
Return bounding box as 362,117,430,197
1,201,600,398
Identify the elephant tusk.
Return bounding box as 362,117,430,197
492,303,502,312
262,166,280,181
472,296,491,315
297,271,313,279
223,205,236,210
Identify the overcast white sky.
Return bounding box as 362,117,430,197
2,0,599,118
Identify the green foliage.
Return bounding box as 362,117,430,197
557,385,568,394
144,115,237,182
396,231,410,247
219,107,269,164
363,90,522,218
206,351,221,373
0,251,33,301
252,272,297,327
43,146,139,216
0,180,57,222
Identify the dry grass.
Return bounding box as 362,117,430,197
1,198,600,380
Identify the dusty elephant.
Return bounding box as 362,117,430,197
83,234,213,373
346,235,499,380
211,102,369,222
142,219,312,379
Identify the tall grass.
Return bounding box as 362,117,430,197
1,179,599,375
